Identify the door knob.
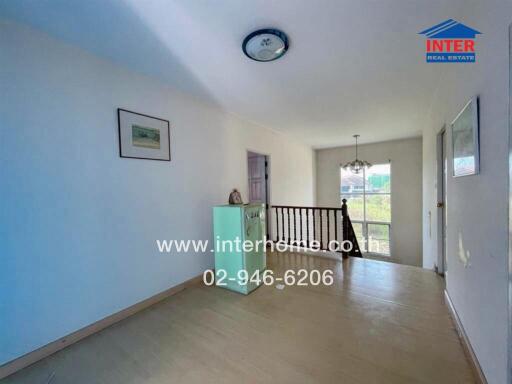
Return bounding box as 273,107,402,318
437,202,444,208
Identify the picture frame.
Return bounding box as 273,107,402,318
118,108,171,161
451,96,479,177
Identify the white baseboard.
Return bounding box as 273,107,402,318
444,290,487,384
0,274,203,380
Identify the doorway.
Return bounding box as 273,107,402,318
247,151,270,239
436,127,447,275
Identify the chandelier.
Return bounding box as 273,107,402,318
342,135,372,174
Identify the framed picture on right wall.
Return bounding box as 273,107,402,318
451,96,479,177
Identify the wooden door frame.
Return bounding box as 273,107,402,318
436,126,447,275
246,149,271,240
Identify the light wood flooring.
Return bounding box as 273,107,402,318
3,252,475,383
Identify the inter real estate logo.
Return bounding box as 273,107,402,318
419,19,481,63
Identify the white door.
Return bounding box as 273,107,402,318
248,154,266,203
247,152,270,239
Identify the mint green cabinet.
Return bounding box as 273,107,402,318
213,204,266,294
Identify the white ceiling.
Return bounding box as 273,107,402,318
1,0,468,147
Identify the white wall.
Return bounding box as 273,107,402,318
0,20,315,365
316,138,422,266
422,3,511,383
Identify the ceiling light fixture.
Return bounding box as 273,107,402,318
342,135,372,174
242,29,289,62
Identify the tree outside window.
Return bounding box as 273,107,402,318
340,163,391,255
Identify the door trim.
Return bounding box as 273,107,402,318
436,126,447,275
246,149,271,239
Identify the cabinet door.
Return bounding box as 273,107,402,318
243,207,266,291
213,207,245,293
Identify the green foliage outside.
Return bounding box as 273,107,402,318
342,194,390,254
341,194,390,223
341,166,391,254
367,174,390,192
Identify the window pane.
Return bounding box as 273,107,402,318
351,222,364,249
368,224,390,255
341,194,363,221
340,168,364,194
365,194,391,222
365,163,391,193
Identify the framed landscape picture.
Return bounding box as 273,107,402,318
451,96,479,177
118,108,171,161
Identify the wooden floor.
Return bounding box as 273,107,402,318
4,252,475,384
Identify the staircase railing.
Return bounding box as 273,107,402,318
271,199,362,258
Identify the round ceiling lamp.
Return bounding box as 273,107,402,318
242,29,289,62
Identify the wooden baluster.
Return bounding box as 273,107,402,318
306,208,310,248
274,207,278,242
327,209,330,249
313,209,317,249
281,207,285,242
299,208,303,245
334,208,338,244
342,199,348,258
287,207,291,245
306,208,309,248
319,209,323,250
290,208,294,244
293,208,297,244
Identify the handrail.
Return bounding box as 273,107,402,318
272,205,343,210
270,200,362,258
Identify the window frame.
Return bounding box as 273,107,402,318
340,162,392,257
